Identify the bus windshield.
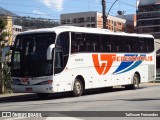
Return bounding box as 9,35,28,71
11,33,56,77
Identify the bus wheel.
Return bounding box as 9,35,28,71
36,93,49,99
125,73,140,90
72,79,83,97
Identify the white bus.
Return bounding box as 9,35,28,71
2,26,156,98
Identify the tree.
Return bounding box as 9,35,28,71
0,17,9,93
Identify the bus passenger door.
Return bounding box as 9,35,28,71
54,32,71,92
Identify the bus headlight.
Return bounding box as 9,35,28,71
38,80,53,85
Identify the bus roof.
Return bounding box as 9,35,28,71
19,26,154,38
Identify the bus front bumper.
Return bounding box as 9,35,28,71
11,84,54,93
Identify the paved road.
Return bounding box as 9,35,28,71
0,84,160,120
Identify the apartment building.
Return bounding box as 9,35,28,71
61,11,128,32
117,14,136,33
137,0,160,39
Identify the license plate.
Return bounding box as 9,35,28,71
26,88,32,92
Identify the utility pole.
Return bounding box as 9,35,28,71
102,0,107,29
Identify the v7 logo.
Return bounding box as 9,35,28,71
92,54,116,75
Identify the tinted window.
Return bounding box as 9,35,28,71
71,32,100,53
56,32,69,55
146,38,154,52
124,37,137,53
11,33,55,77
100,35,112,52
71,32,86,53
56,32,70,74
71,32,154,53
85,33,100,52
112,36,124,52
124,37,154,53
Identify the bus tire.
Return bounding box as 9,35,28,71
72,79,83,97
37,93,49,99
125,73,140,90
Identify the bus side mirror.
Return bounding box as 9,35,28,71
47,44,55,60
1,46,12,62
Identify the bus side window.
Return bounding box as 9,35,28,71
112,36,124,52
114,46,119,52
146,38,154,52
78,40,85,52
103,44,111,52
125,37,137,53
71,32,78,53
100,34,112,52
85,33,100,52
71,41,78,53
86,41,91,51
138,38,145,52
125,44,131,52
92,41,97,52
124,37,134,52
140,45,143,52
71,32,86,52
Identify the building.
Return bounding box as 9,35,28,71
98,13,126,32
116,14,136,33
136,0,160,39
0,15,13,45
12,25,22,45
61,11,130,32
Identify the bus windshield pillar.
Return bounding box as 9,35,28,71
47,44,55,60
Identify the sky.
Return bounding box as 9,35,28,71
0,0,137,20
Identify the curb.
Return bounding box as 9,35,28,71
0,83,160,102
0,93,36,103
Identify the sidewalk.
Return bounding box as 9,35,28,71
140,82,160,87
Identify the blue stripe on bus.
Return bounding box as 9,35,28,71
113,54,138,74
113,54,146,74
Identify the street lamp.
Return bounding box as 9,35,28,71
102,0,119,29
106,0,119,19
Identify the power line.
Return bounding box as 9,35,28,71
118,0,136,8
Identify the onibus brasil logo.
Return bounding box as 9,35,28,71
92,54,153,75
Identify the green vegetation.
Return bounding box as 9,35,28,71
14,16,59,31
0,18,11,94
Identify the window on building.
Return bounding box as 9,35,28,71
67,19,70,23
78,18,84,23
73,18,77,23
61,19,66,24
91,17,95,22
91,24,95,28
87,24,90,27
86,17,90,22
